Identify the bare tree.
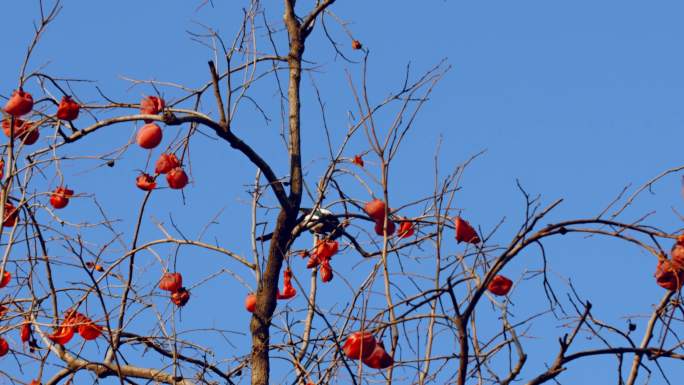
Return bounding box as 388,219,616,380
0,2,682,385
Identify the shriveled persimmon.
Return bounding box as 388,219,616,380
306,254,320,269
140,96,165,123
671,236,684,266
454,216,480,244
78,322,103,340
19,124,39,145
314,239,339,261
352,154,364,167
85,261,104,272
20,322,31,343
48,326,74,345
655,259,684,291
487,275,513,296
362,340,394,369
277,268,297,300
135,173,157,191
171,287,190,307
2,203,17,227
2,118,26,137
2,118,39,144
320,260,333,283
154,153,180,174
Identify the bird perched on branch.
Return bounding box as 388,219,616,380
256,207,343,241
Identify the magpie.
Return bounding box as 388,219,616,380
256,207,343,241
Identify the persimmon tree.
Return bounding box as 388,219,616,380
0,1,683,385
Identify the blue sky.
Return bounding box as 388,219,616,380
1,1,683,384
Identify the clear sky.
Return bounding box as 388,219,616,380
1,1,683,384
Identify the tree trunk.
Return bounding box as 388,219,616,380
250,3,305,384
250,209,296,385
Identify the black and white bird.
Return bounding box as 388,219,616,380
256,207,342,241
297,207,341,236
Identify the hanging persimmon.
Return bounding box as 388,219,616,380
276,286,296,300
135,173,157,191
48,326,74,345
78,322,103,340
362,340,394,369
364,199,387,222
655,259,684,291
4,89,34,117
140,96,165,123
0,270,10,288
19,124,39,145
0,337,8,357
166,167,189,189
397,220,415,238
67,310,102,340
351,40,362,50
2,118,22,137
352,154,364,167
245,293,256,313
136,123,162,149
284,267,294,281
283,267,293,284
2,118,39,145
320,260,333,283
85,261,105,272
48,309,101,344
154,153,180,174
374,219,396,236
56,96,80,121
49,187,74,209
171,287,190,307
487,275,513,296
342,331,376,360
20,322,31,343
277,268,297,300
454,216,480,244
315,239,339,261
63,309,88,329
159,272,183,292
3,203,17,227
306,254,320,269
671,235,684,266
0,305,6,317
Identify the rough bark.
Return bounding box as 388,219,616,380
250,209,297,385
249,2,305,385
